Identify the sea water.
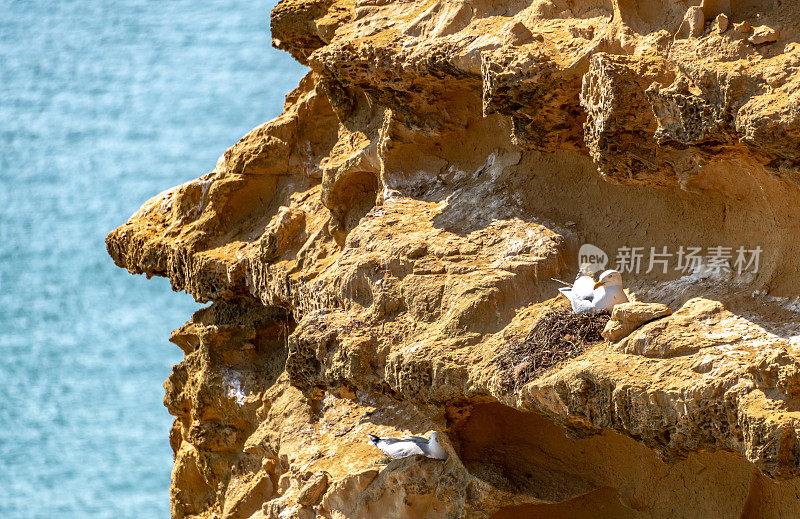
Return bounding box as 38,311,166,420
0,1,305,516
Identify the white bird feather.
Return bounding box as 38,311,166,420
558,269,628,313
366,432,449,460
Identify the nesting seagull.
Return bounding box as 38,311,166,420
366,432,449,460
557,272,596,312
557,269,629,313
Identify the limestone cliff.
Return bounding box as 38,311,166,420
107,0,800,517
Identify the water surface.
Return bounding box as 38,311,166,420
0,1,305,516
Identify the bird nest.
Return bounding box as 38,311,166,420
495,309,610,392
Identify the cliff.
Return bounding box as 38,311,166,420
107,0,800,517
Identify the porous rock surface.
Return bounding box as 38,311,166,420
107,0,800,517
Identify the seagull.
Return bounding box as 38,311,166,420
557,269,628,313
555,272,596,312
366,432,449,460
592,269,629,311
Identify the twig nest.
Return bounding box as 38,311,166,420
602,302,672,342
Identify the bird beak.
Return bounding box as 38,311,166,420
594,281,605,289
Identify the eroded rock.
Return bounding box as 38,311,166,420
674,6,705,40
107,0,800,517
602,301,672,342
749,25,780,45
713,13,729,33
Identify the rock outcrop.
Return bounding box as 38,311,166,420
107,0,800,517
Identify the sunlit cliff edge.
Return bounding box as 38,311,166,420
107,0,800,517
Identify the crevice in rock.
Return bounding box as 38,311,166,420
452,402,800,517
488,486,645,519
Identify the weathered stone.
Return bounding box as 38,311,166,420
749,25,780,45
675,6,705,40
602,301,672,342
734,21,752,34
713,13,729,33
504,21,532,45
702,0,731,20
616,298,739,357
296,472,328,507
106,0,800,517
222,473,274,519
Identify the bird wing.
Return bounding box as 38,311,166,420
571,297,596,313
401,435,429,443
560,287,596,313
380,440,425,459
572,276,595,300
379,437,405,445
558,287,574,301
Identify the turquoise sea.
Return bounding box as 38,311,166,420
0,1,305,516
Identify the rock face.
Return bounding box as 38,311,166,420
601,301,672,342
106,0,800,517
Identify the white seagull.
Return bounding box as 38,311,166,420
558,269,628,313
556,272,596,312
366,432,449,460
